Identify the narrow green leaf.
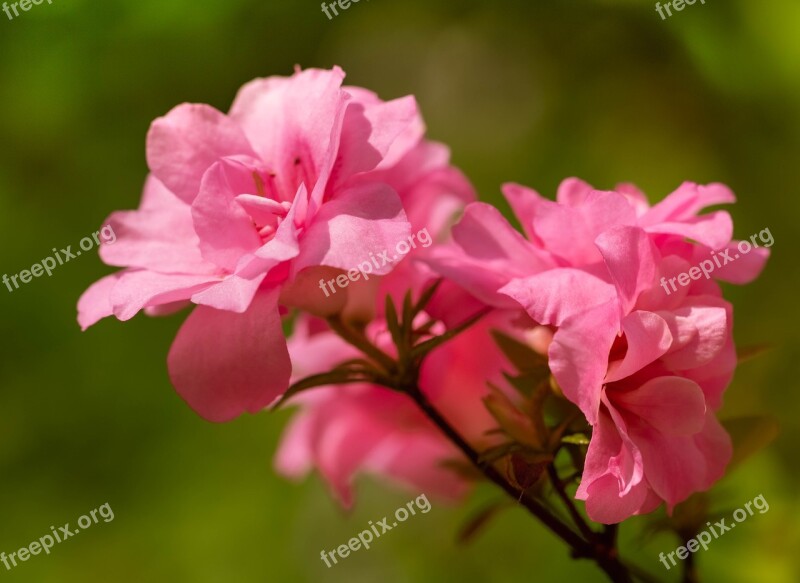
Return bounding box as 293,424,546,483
477,442,519,464
402,290,414,331
272,369,369,410
413,278,443,315
410,308,491,360
385,295,403,348
491,330,550,376
561,434,590,445
483,385,542,448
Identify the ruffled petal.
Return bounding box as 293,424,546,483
167,287,290,422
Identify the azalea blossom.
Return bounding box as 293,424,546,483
78,66,471,422
423,178,768,522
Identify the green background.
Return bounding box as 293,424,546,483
0,0,797,581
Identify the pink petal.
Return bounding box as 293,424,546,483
657,300,730,370
641,182,736,226
167,287,290,422
606,311,672,382
421,247,525,309
363,433,469,501
533,190,637,265
333,95,421,187
612,376,706,435
706,242,770,284
293,182,411,275
190,273,266,313
228,68,349,209
501,183,548,245
99,176,215,274
343,85,425,171
274,412,314,478
109,271,217,322
644,211,733,250
595,226,658,315
614,182,651,217
556,177,595,206
548,301,620,423
453,203,555,270
77,273,122,330
191,159,265,271
581,473,651,525
634,410,730,509
146,104,256,203
577,406,648,524
399,164,476,236
500,268,617,327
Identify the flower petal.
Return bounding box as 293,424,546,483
606,311,672,382
146,104,256,203
77,273,123,330
293,182,411,275
167,287,290,422
612,376,706,435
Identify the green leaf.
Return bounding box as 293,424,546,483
385,295,403,349
561,433,590,445
477,442,520,464
491,330,550,378
410,308,491,360
483,385,542,448
402,290,414,331
413,278,442,315
272,368,372,410
723,415,779,471
502,371,545,398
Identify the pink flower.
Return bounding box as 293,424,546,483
276,311,512,506
424,178,768,522
77,67,461,422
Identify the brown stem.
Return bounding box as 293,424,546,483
548,464,598,543
324,305,653,582
408,386,635,583
682,540,699,583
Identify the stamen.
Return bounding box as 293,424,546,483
252,172,266,197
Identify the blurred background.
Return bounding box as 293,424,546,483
0,0,798,581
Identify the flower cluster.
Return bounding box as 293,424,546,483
79,67,769,533
423,179,768,522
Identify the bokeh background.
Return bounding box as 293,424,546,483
1,0,798,581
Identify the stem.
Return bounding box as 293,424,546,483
682,540,699,583
548,464,597,543
409,386,635,583
323,304,656,582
